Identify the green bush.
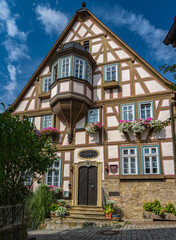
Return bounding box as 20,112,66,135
54,206,68,217
25,185,56,229
49,203,59,211
143,200,164,216
57,199,67,207
165,203,175,213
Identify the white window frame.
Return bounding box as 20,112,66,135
42,115,52,129
87,108,99,124
104,64,118,82
121,104,135,121
61,58,70,78
142,146,160,174
139,101,153,119
87,63,92,85
121,147,138,175
42,77,52,93
75,57,85,79
46,159,62,187
28,117,33,124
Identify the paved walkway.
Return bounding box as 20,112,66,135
28,222,176,240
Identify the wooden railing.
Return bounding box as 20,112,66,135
0,204,24,229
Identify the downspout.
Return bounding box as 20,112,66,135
170,101,176,184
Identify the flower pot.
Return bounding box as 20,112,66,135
50,211,55,216
105,212,112,219
135,132,141,141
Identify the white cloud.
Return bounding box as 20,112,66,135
3,38,30,61
35,4,68,35
97,5,175,62
4,64,17,98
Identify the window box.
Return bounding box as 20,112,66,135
103,80,118,89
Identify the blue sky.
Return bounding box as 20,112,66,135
0,0,175,112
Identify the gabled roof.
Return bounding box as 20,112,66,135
7,7,174,112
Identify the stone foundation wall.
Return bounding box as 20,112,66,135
102,179,176,219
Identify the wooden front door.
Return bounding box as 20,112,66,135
78,166,97,205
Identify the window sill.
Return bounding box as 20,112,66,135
103,80,118,89
38,92,50,99
120,174,164,180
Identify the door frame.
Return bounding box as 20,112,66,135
72,161,102,206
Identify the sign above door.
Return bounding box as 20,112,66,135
78,149,99,160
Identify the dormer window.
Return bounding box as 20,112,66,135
61,57,70,78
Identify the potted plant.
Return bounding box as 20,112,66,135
48,185,62,198
84,122,103,135
54,206,68,218
57,199,67,207
106,200,115,207
40,127,59,142
49,203,59,216
104,204,114,219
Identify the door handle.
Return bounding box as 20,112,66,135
91,184,95,189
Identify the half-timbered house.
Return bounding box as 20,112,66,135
8,3,176,219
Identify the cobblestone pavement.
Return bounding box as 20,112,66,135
28,222,176,240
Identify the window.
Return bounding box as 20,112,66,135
61,58,70,78
42,115,52,129
84,41,89,52
45,159,62,187
139,101,154,119
104,64,118,82
24,176,32,186
87,63,92,85
42,77,52,93
121,147,138,175
142,145,160,174
121,104,135,121
75,58,85,79
53,64,58,82
87,108,99,124
28,117,33,124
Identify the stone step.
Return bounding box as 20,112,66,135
65,215,115,221
71,206,103,211
68,212,105,218
69,208,104,213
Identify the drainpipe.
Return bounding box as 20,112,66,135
170,101,176,184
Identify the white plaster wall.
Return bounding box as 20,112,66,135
107,52,116,62
60,121,66,131
63,31,74,44
92,38,102,43
108,41,119,49
86,87,92,100
115,106,119,114
51,85,57,98
75,132,86,145
73,82,84,94
93,74,102,86
62,134,68,146
34,116,41,130
151,126,172,139
78,26,87,37
92,43,102,53
85,19,93,27
65,152,71,161
63,180,69,191
41,99,50,108
161,142,173,157
60,81,70,92
108,145,118,158
64,164,70,177
107,107,113,114
162,99,169,107
107,130,125,142
122,84,131,97
15,100,28,112
75,117,85,129
96,54,104,63
121,63,128,67
94,88,101,101
72,36,79,41
163,160,174,175
72,21,81,31
155,100,159,109
94,66,102,73
105,89,110,100
122,69,130,82
113,88,118,98
115,50,130,59
135,82,145,95
40,66,50,76
136,67,151,78
89,132,99,144
91,24,103,34
25,86,35,98
107,116,118,127
145,80,166,93
56,152,62,158
28,99,35,110
158,110,170,121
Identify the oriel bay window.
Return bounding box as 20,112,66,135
45,159,62,187
75,58,85,79
121,147,138,175
142,145,160,174
61,57,70,78
121,104,135,121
